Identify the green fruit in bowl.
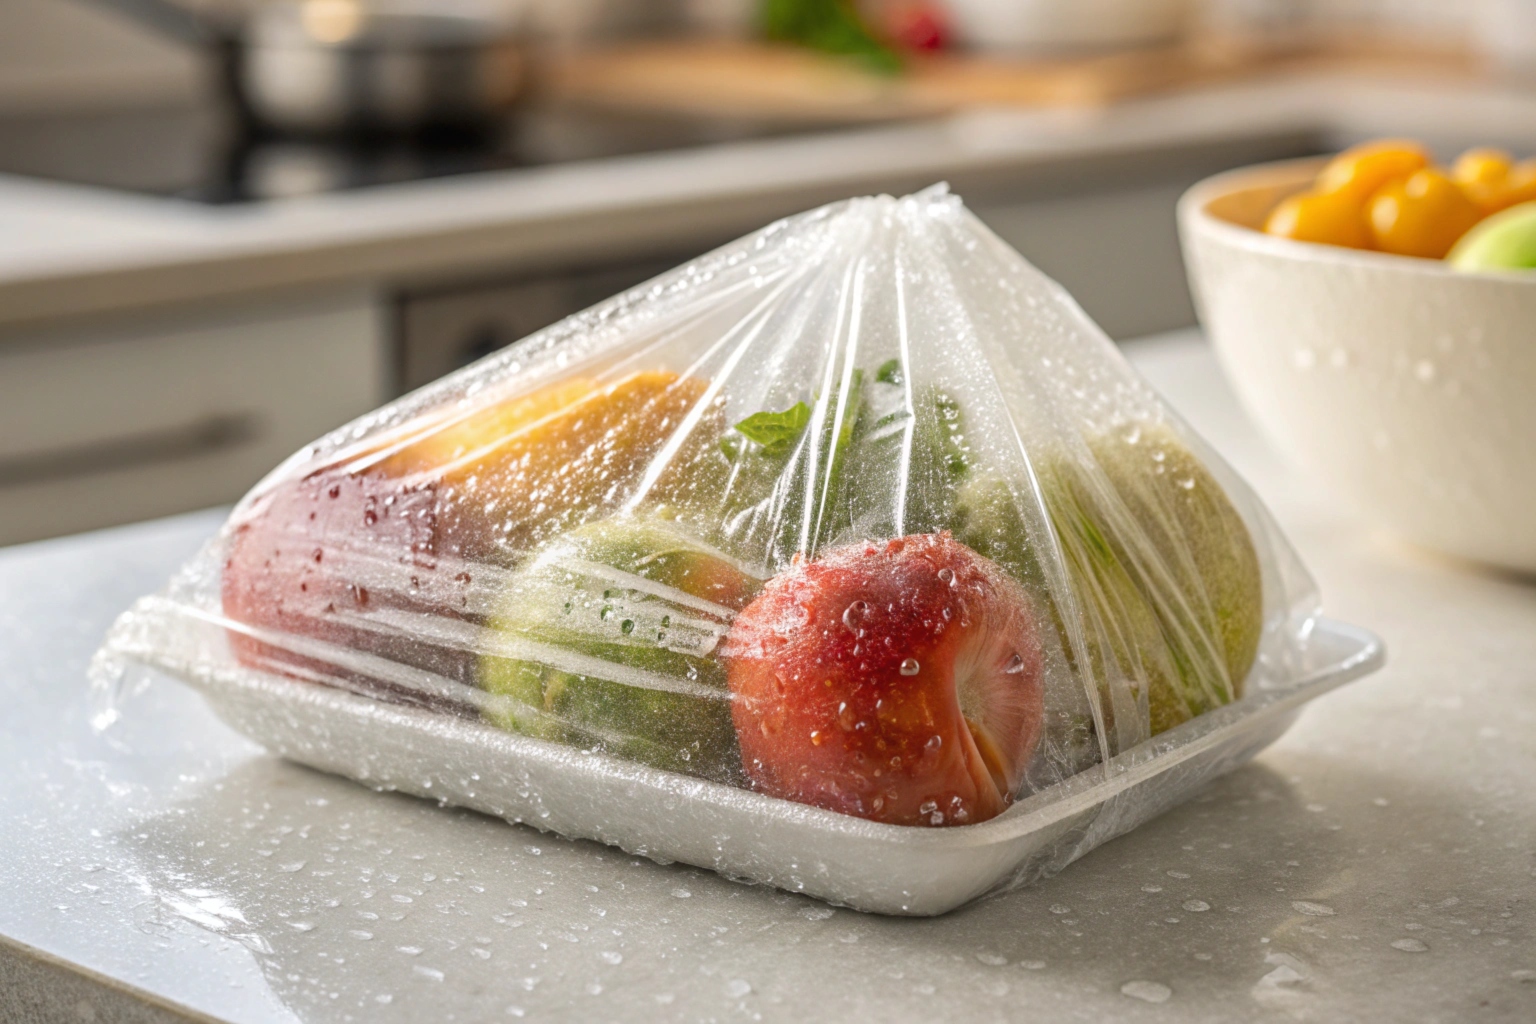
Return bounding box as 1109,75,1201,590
1448,201,1536,271
479,516,762,781
952,424,1263,742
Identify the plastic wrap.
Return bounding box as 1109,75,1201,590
93,185,1354,913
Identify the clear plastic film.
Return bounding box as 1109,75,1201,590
94,185,1320,870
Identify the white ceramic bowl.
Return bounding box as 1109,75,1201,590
944,0,1189,53
1179,159,1536,573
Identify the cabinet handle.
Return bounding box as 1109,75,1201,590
0,413,262,489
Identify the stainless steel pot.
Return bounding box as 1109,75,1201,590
93,0,530,135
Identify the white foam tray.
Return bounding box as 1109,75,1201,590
183,617,1382,916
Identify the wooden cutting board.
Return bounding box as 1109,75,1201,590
543,37,1479,123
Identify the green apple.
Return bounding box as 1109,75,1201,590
479,516,761,781
952,424,1263,741
1448,200,1536,271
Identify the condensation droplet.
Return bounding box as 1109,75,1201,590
899,658,920,676
1121,980,1172,1003
1292,901,1335,917
1391,938,1428,953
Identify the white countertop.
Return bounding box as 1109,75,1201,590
2,330,1533,1023
7,71,1536,331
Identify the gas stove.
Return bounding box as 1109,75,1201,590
0,101,863,204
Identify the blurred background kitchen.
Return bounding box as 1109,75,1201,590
3,0,1536,547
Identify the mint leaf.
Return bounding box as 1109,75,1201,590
731,402,812,457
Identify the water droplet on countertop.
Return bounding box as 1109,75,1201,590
976,953,1007,966
1183,900,1210,912
1121,980,1172,1003
725,979,752,998
600,951,622,965
1391,938,1428,953
1019,960,1046,970
277,861,306,873
1049,904,1071,915
671,888,691,899
1292,901,1336,917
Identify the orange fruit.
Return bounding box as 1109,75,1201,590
1316,139,1430,202
1368,169,1484,259
1265,188,1372,249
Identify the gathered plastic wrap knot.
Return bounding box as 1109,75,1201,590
94,185,1370,915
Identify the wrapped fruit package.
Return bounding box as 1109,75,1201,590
93,186,1381,915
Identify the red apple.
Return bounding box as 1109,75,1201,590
724,532,1044,827
221,467,481,713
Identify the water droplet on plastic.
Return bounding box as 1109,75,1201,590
1183,900,1210,913
1391,938,1428,953
1121,980,1172,1003
725,979,752,998
1292,901,1335,917
620,619,635,635
899,658,920,676
1293,348,1317,371
601,951,623,965
976,953,1007,966
837,702,857,731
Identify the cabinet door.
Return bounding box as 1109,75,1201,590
0,290,385,546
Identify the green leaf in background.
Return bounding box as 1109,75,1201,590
730,401,812,457
875,357,904,385
759,0,903,75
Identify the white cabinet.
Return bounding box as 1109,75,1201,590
0,289,387,546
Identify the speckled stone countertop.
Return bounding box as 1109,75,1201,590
2,332,1533,1023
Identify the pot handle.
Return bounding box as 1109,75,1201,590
84,0,235,46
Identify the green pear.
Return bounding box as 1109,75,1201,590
478,516,761,781
1448,200,1536,271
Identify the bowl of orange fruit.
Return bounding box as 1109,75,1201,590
1178,140,1536,573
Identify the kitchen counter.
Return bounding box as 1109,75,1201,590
3,330,1533,1023
6,71,1536,333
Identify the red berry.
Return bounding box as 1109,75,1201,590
725,533,1044,827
